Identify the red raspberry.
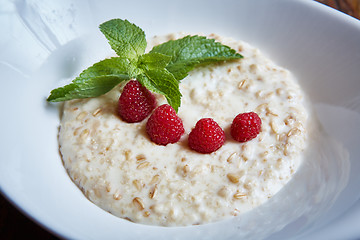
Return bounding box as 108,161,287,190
118,80,157,123
188,118,225,154
146,104,185,145
231,112,262,142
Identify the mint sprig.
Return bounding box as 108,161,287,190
47,19,243,112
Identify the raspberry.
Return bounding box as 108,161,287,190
146,104,185,145
188,118,225,154
231,112,262,142
118,80,157,123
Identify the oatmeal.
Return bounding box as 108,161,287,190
59,33,308,226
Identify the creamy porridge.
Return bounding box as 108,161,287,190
59,33,308,226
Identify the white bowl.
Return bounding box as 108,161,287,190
1,0,360,239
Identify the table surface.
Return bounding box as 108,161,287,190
1,0,359,239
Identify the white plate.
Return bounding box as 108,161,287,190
1,0,360,239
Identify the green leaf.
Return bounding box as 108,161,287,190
75,57,132,80
137,68,181,112
47,76,127,102
138,52,172,70
150,35,243,80
99,19,146,60
47,57,131,102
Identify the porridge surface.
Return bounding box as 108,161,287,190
59,33,308,226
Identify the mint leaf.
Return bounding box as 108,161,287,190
138,52,172,70
137,53,181,111
99,19,146,60
47,76,126,102
47,57,131,102
150,35,243,80
137,68,181,112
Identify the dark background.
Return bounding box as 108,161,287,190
1,0,359,239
